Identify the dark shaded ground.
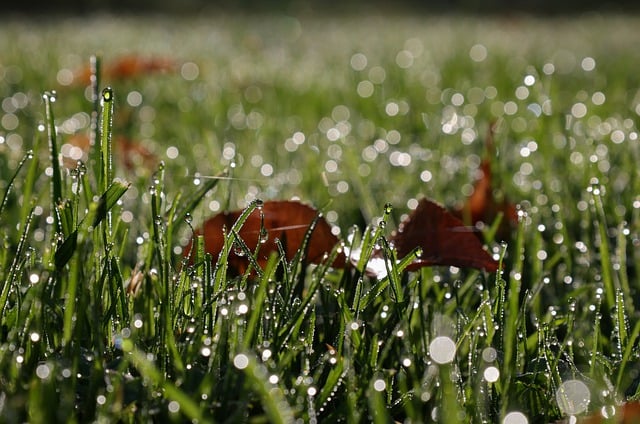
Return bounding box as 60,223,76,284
5,0,639,16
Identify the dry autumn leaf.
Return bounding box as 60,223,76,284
73,55,178,85
190,198,498,276
390,198,499,273
188,200,345,275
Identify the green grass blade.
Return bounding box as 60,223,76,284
234,352,294,424
43,92,62,208
99,87,114,193
0,151,33,224
124,344,207,423
91,181,130,228
590,182,615,311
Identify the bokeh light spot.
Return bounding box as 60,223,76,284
556,379,590,415
233,354,249,370
503,411,528,424
469,44,488,62
429,336,456,364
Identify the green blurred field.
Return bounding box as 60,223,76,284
1,14,640,422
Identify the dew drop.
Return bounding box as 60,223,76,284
233,241,246,257
259,228,269,244
102,87,113,103
43,91,57,102
384,202,393,215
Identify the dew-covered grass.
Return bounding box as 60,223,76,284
1,13,640,423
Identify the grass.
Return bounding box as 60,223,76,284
1,13,640,423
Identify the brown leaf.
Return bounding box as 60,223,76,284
189,200,345,275
73,55,177,85
453,123,518,239
391,198,499,272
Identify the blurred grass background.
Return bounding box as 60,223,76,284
1,11,640,423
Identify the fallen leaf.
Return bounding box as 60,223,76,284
390,198,499,272
574,401,640,424
453,123,518,239
191,198,499,277
115,136,157,171
73,55,177,85
453,158,518,231
189,200,345,275
63,133,157,171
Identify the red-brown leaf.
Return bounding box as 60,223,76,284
574,401,640,423
190,200,345,275
74,55,177,85
63,134,156,171
391,198,499,272
453,158,518,229
453,123,518,238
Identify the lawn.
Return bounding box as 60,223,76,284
1,13,640,423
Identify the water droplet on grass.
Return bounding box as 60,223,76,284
232,241,246,257
101,87,113,103
259,228,269,244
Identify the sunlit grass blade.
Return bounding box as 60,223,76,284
1,209,35,315
616,318,640,393
377,235,402,303
54,230,77,271
614,289,629,358
616,223,633,314
230,228,263,278
367,375,393,424
590,182,615,311
91,181,130,228
124,345,207,423
500,211,526,416
99,87,114,193
275,264,323,348
211,199,261,292
356,247,419,313
0,151,33,223
170,170,227,229
243,253,277,348
233,352,294,424
43,91,62,211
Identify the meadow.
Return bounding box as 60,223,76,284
1,13,640,422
